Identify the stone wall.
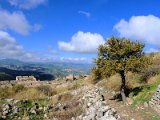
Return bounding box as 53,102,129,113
66,74,75,81
16,76,37,81
74,87,120,120
149,85,160,113
0,80,60,88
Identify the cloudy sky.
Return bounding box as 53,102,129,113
0,0,159,63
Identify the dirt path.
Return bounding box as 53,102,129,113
103,91,159,120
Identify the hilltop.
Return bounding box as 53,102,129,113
0,59,92,81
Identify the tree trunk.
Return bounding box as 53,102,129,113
120,71,127,103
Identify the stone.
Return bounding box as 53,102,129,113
30,108,36,114
2,110,8,115
87,102,92,107
76,88,120,120
126,98,133,105
144,102,149,107
6,98,14,103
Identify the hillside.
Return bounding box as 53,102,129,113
0,59,92,81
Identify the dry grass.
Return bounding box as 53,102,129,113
97,72,139,91
97,74,121,91
49,96,83,120
152,52,160,65
0,84,26,98
49,95,59,105
147,74,160,84
37,85,57,96
58,92,73,103
50,105,83,120
14,88,46,100
55,86,69,94
49,92,74,105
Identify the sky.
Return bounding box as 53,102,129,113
0,0,160,63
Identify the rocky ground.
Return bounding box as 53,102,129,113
103,91,159,120
73,87,120,120
0,80,160,120
0,85,121,120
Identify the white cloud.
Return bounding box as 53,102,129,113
0,10,31,35
0,10,41,35
114,15,160,47
8,0,47,10
33,24,42,32
0,30,36,60
78,11,91,18
0,30,91,63
0,30,23,57
58,31,105,53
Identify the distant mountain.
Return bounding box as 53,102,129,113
0,59,93,81
0,67,55,81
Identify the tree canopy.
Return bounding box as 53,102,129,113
93,36,149,79
93,36,150,102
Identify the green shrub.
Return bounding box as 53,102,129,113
37,85,57,96
21,99,33,108
135,74,142,83
12,84,25,93
91,67,102,81
0,86,12,98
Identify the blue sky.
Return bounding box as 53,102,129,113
0,0,160,63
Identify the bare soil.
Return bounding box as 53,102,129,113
103,92,160,120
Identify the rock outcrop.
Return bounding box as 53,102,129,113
74,87,120,120
0,99,52,120
149,85,160,113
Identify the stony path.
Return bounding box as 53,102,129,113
73,87,120,120
103,91,159,120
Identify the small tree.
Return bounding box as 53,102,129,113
93,36,149,103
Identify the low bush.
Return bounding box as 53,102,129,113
50,105,83,120
12,84,25,93
141,66,160,83
0,84,26,98
37,85,57,96
0,86,12,98
58,92,73,102
49,99,83,120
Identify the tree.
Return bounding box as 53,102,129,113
93,36,149,103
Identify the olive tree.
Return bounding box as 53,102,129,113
93,36,149,102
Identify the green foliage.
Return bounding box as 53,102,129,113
135,74,142,83
29,113,44,120
132,79,160,104
93,36,149,80
12,84,25,93
21,99,33,108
